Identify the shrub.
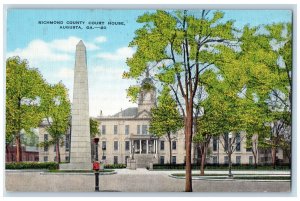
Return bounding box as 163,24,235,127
104,164,126,169
153,163,290,170
6,162,59,170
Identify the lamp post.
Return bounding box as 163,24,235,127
228,132,233,178
102,146,106,160
93,137,100,192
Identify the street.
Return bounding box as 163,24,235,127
5,169,291,192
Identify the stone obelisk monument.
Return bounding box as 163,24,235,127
60,40,91,170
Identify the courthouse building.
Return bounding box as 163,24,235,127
95,77,188,167
38,77,287,167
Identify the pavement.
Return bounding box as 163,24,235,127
5,168,291,192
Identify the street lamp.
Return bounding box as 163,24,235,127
102,145,106,160
228,132,233,178
93,137,100,192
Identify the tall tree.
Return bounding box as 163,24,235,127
239,23,292,168
124,10,236,191
39,82,71,163
6,57,47,162
149,85,183,164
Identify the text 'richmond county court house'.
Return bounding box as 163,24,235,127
38,41,288,168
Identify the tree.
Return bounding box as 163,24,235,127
90,118,100,138
6,57,47,162
39,82,71,163
90,118,100,160
239,23,292,168
124,10,236,191
149,85,183,164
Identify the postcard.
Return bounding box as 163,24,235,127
4,8,292,192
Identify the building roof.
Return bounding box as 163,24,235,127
112,107,138,117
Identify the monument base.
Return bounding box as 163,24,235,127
59,162,92,170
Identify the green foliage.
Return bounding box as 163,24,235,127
104,164,126,169
125,10,236,106
126,85,141,103
6,57,47,136
22,129,39,147
149,85,183,137
39,82,71,151
6,162,59,170
90,118,100,137
6,57,49,161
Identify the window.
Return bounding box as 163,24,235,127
114,141,118,151
172,141,177,150
249,156,253,165
54,145,56,152
246,147,252,152
44,134,48,152
160,141,165,150
213,156,218,164
125,125,129,135
236,156,241,164
125,141,130,151
114,156,118,164
114,125,118,135
236,133,241,151
184,156,186,164
102,155,106,160
65,134,70,151
224,156,229,164
102,141,106,150
102,125,106,135
44,156,48,162
65,156,69,162
137,125,141,134
213,137,218,151
172,156,176,164
142,125,148,135
160,156,164,164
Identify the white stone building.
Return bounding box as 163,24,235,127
95,77,188,167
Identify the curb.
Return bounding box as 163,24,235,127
168,175,291,182
40,171,117,175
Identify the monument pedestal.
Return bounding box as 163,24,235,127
59,163,92,170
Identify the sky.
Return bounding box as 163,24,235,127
6,9,292,117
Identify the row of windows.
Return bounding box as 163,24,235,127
212,134,250,152
101,140,178,151
211,155,254,164
44,154,254,165
159,156,177,164
101,125,149,135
